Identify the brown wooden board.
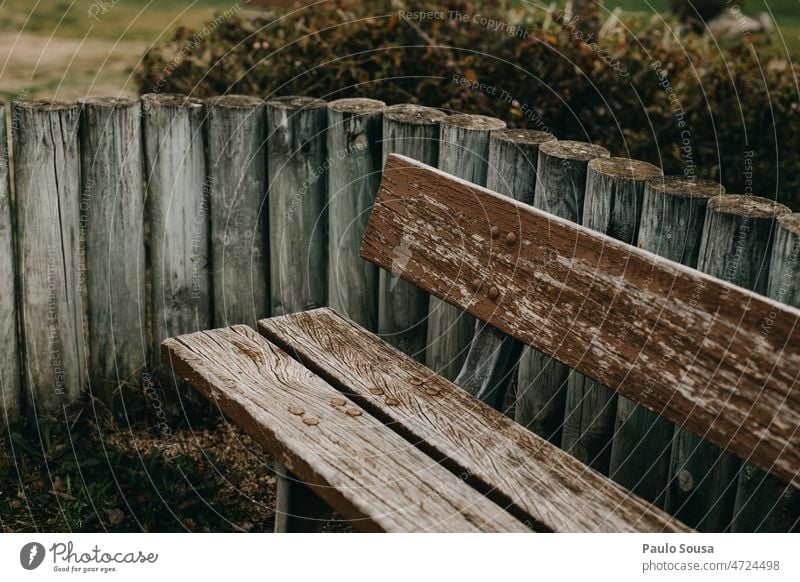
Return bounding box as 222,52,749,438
259,308,690,532
161,325,528,533
360,154,800,488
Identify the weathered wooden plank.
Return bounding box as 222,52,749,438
454,130,554,408
360,155,800,487
266,96,328,316
377,104,447,362
143,93,210,396
327,98,385,331
161,325,528,533
515,140,610,444
259,308,690,533
206,95,269,327
563,157,663,474
426,114,505,381
13,99,85,414
667,194,791,531
0,102,22,423
732,212,800,532
609,176,725,507
79,97,147,418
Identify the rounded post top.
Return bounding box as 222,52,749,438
267,95,327,110
384,104,447,125
539,139,610,162
206,95,265,109
442,113,506,131
491,128,555,146
78,96,139,108
13,99,78,111
646,175,726,199
707,195,791,219
141,93,203,108
588,157,663,181
328,98,386,114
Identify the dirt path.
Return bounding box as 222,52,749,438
0,31,147,99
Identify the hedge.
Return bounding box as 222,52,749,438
137,0,800,210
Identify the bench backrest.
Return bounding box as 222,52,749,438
360,153,800,488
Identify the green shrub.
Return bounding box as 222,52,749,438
137,0,800,210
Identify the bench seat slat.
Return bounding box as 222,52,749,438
259,308,691,533
161,325,529,533
360,154,800,488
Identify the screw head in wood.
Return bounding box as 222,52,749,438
487,286,500,301
369,387,385,395
385,396,400,406
330,397,346,407
424,387,440,396
471,278,481,292
303,417,319,426
288,406,305,416
506,231,517,245
346,408,362,417
490,226,501,239
409,377,425,386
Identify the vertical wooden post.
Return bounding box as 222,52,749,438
143,94,210,396
266,96,328,316
0,102,22,424
327,98,385,331
426,113,505,381
561,157,663,474
514,140,609,443
13,100,84,415
273,461,333,533
378,104,447,362
667,194,790,531
609,176,724,506
79,97,147,419
732,212,800,532
206,95,269,328
455,129,555,410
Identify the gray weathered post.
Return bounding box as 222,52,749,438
0,102,22,423
142,94,210,393
426,113,505,381
327,98,385,331
667,195,790,531
609,176,725,506
206,95,269,328
455,129,556,410
266,96,328,316
79,97,147,418
561,157,663,474
514,140,610,443
13,99,84,414
378,104,447,363
732,212,800,532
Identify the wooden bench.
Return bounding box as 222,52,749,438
162,154,800,532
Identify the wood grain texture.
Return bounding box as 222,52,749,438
563,157,664,475
515,140,610,444
161,325,528,533
259,308,690,532
360,154,800,488
79,97,147,418
143,93,210,388
667,194,791,531
426,114,506,381
206,95,269,329
377,104,447,363
732,213,800,532
609,175,725,507
327,98,385,331
266,96,328,316
0,102,22,423
13,99,85,414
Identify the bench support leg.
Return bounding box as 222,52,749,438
274,461,333,532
